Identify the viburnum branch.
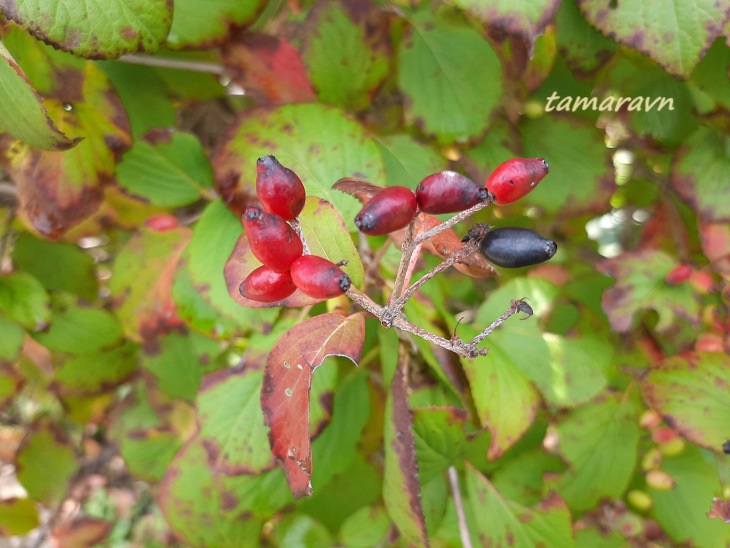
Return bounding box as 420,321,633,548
469,299,527,347
391,218,418,300
390,240,481,313
411,197,492,248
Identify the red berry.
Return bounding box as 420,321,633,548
144,214,179,232
479,227,557,268
485,158,548,205
242,206,303,272
415,171,489,214
354,186,417,235
240,266,296,303
290,255,351,299
256,155,306,220
664,264,692,285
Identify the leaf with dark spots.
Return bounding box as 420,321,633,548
0,41,79,150
465,463,573,547
301,0,391,110
642,352,730,451
197,366,275,475
577,0,730,78
452,0,561,47
0,0,172,59
382,344,429,547
598,250,701,334
0,64,131,239
261,312,366,497
211,103,385,227
109,225,191,343
221,32,316,105
671,127,730,223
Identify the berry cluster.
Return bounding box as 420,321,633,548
352,157,556,268
239,156,351,302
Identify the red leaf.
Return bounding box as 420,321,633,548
708,498,730,523
221,32,316,105
261,312,365,497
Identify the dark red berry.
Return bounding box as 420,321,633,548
416,171,489,214
290,255,351,299
479,227,557,268
256,155,306,220
485,158,549,205
354,186,417,235
665,264,693,285
240,266,296,303
242,206,303,272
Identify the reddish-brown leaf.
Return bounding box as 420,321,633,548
224,233,323,309
221,32,316,105
261,312,365,497
51,516,112,548
708,498,730,523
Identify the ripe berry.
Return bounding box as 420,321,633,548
290,255,351,299
664,264,692,285
256,155,306,220
486,158,549,205
242,206,303,272
415,171,489,214
354,186,417,235
240,266,296,303
479,227,557,268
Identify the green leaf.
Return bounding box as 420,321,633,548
196,366,272,474
691,38,730,110
382,349,429,546
0,40,77,150
554,0,617,75
185,200,278,327
545,393,640,512
491,448,565,507
142,332,202,402
375,134,448,188
450,0,560,44
0,272,50,330
172,266,239,339
302,0,390,111
274,514,334,547
110,225,191,341
0,315,24,360
54,342,139,396
298,198,365,289
12,233,97,301
671,126,730,222
412,406,489,483
0,0,172,58
338,505,391,548
465,463,574,548
212,103,385,231
16,424,77,504
599,250,702,334
643,352,730,451
520,115,610,213
577,0,730,78
397,11,503,144
117,130,214,207
0,498,40,536
464,350,540,459
34,305,124,353
166,0,265,49
650,445,730,546
630,76,698,147
98,61,177,138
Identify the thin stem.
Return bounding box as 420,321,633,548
448,466,473,548
470,300,524,346
391,219,417,300
0,206,16,270
411,198,492,248
118,54,227,75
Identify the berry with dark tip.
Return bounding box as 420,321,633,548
290,255,351,299
485,158,549,205
240,266,296,303
416,171,489,214
242,206,303,272
256,155,307,220
354,186,417,235
479,227,557,268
